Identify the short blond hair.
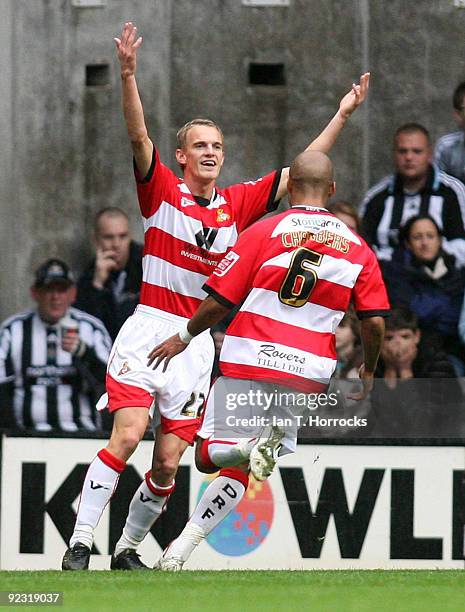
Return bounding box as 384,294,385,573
176,118,224,149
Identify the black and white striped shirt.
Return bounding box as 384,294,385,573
360,165,465,265
0,307,111,432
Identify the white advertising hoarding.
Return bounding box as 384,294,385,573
1,436,464,569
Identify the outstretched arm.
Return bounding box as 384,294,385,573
275,73,370,200
114,22,153,178
147,296,231,371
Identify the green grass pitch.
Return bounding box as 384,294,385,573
0,570,463,612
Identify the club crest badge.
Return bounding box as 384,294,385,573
216,208,231,223
118,361,131,376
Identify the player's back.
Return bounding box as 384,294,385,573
216,206,387,392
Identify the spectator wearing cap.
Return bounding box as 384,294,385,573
0,258,112,432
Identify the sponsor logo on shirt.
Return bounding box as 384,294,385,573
271,213,361,246
258,344,306,364
213,251,240,277
180,244,219,267
256,344,306,376
291,217,340,229
25,365,77,385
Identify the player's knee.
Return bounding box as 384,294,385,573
113,427,144,455
152,454,179,480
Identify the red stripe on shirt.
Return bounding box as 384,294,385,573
229,311,336,359
144,227,224,275
140,283,202,318
219,362,329,393
251,265,352,313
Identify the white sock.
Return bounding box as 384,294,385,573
114,473,174,557
164,474,246,563
70,449,126,549
206,439,255,468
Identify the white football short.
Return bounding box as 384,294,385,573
100,305,214,444
198,376,312,455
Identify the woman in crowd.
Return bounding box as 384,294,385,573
381,214,465,374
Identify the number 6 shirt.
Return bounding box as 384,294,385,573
203,206,390,392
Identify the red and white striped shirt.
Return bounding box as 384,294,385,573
136,148,281,319
204,206,390,392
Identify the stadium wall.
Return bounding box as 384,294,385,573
1,434,464,570
2,1,465,320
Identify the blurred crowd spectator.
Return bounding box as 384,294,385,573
361,123,465,266
434,81,465,183
0,259,111,432
356,111,465,436
334,310,363,379
381,215,465,375
369,307,463,436
75,207,142,341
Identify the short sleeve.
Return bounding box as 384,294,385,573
88,320,112,363
352,247,390,318
134,147,179,218
227,170,282,233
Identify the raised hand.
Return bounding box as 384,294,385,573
92,247,118,289
147,333,189,372
114,21,143,79
339,72,370,119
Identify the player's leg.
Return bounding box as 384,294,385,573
155,382,294,571
156,462,249,571
155,381,253,571
62,406,149,570
111,427,188,569
195,421,284,482
111,331,214,569
156,424,289,571
189,376,259,470
196,434,257,470
62,309,160,570
250,382,304,480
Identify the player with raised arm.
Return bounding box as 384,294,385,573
149,150,389,571
62,21,370,571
